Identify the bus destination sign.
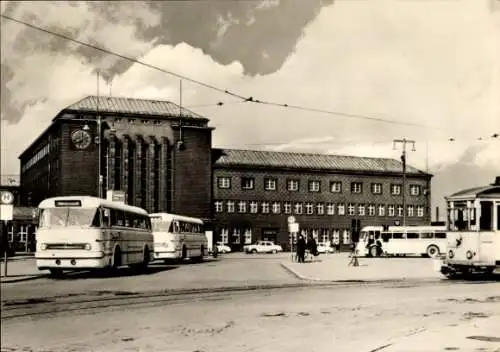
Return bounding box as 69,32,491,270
55,200,82,207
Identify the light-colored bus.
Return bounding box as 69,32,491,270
149,213,207,262
441,177,500,278
35,196,153,276
356,225,447,258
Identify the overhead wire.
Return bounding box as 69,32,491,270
2,13,437,129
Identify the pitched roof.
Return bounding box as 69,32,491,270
62,95,207,120
446,184,500,199
213,149,429,176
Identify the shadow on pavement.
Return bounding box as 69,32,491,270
50,264,180,280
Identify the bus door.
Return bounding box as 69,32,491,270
380,231,391,254
478,201,496,264
172,220,185,249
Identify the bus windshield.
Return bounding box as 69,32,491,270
151,218,171,232
39,208,99,228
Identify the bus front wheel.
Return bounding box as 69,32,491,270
426,245,440,258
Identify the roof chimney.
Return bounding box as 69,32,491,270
494,176,500,186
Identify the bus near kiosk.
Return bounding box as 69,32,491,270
35,196,154,276
440,177,500,278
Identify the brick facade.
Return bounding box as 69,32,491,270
18,96,214,222
212,153,432,252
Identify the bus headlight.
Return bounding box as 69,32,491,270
466,250,474,260
40,243,47,250
84,243,92,251
448,250,454,259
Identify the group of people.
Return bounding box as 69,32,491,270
295,234,319,263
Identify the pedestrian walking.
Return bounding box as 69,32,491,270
296,234,306,263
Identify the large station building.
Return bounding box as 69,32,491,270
19,96,214,221
212,149,431,251
17,95,432,252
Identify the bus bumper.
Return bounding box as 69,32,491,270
36,255,108,270
153,251,180,260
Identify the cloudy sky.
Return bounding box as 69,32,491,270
1,0,499,215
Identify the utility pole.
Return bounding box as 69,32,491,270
393,138,416,227
97,70,103,199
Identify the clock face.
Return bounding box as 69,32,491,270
71,129,92,150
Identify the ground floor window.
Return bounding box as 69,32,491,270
244,229,252,244
342,229,351,245
332,230,340,244
232,228,241,244
220,228,229,244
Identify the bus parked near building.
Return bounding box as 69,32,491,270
440,177,500,278
149,213,207,262
355,225,447,258
35,196,153,276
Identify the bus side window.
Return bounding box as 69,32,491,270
392,232,404,239
172,221,180,233
421,232,433,239
116,211,124,227
102,208,110,228
91,210,102,228
435,232,446,239
407,232,419,239
497,205,500,230
479,201,493,231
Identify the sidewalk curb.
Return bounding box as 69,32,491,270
280,262,446,284
280,262,322,282
1,274,47,284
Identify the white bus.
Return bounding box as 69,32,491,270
355,225,447,258
149,213,207,262
441,177,500,278
35,196,153,276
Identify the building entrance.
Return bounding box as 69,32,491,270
261,228,279,244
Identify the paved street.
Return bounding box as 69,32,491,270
2,276,499,352
1,253,301,302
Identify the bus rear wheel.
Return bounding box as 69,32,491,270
194,246,204,262
131,247,150,272
426,245,440,258
369,246,380,257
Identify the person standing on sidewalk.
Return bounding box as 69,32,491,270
296,235,306,263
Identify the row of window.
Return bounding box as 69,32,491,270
6,224,32,243
22,143,50,173
214,200,426,217
217,228,352,245
217,177,423,196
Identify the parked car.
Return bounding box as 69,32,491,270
243,240,283,254
317,242,335,254
216,242,232,254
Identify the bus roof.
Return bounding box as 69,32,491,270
383,225,446,232
360,226,384,231
149,212,204,224
38,196,148,215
